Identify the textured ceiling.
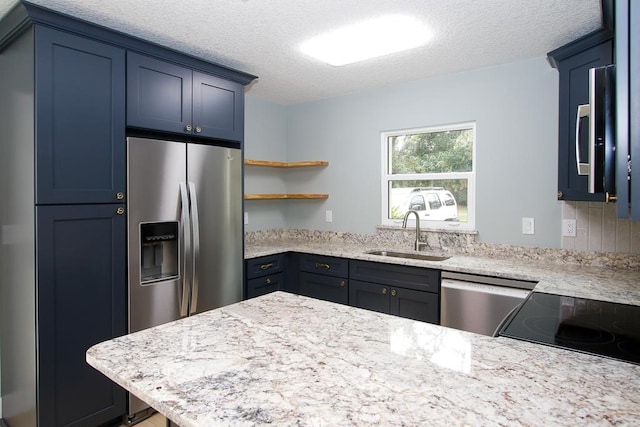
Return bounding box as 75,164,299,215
0,0,602,104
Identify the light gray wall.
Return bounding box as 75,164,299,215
244,56,562,248
243,97,289,232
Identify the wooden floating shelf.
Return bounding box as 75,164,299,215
244,193,329,200
244,159,329,168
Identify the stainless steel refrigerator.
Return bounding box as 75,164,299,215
126,136,243,421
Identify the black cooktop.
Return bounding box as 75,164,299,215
500,292,640,365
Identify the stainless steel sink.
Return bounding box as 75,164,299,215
365,250,450,262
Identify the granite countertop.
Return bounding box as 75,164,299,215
88,291,640,427
245,239,640,306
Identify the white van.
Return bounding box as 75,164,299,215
403,187,458,221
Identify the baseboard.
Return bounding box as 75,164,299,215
0,418,8,427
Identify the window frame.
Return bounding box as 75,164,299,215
380,122,476,231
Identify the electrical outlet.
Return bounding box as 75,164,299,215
562,219,577,237
244,212,249,225
522,217,535,235
325,210,333,223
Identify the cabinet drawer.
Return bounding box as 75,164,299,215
246,254,285,279
299,253,349,278
350,260,440,294
247,272,284,299
299,272,348,305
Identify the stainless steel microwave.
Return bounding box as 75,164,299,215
575,64,616,199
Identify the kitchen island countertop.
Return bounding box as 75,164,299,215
87,292,640,427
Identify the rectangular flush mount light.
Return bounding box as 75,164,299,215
300,15,432,66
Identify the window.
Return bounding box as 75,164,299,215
381,122,476,230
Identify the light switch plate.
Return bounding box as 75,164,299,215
522,217,535,235
325,210,333,222
244,212,249,225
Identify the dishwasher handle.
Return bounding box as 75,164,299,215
441,279,531,299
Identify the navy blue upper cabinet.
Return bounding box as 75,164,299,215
128,52,244,142
35,26,126,205
615,0,640,220
193,71,244,141
127,52,192,135
548,30,613,202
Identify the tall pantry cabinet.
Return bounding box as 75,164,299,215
0,2,255,427
1,21,127,427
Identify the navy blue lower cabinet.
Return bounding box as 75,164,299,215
247,272,284,299
298,272,348,305
349,280,389,314
390,287,440,324
245,253,287,299
350,280,440,324
37,204,126,426
349,260,441,324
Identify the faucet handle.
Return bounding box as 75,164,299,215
415,241,429,251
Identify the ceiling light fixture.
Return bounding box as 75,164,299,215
300,15,432,66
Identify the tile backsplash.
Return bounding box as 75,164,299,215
561,201,640,253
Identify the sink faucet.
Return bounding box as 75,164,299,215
402,210,428,251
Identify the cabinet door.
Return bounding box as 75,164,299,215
247,272,284,299
556,39,612,201
390,288,439,324
35,26,125,205
127,52,193,135
299,272,348,305
349,280,389,315
630,1,640,220
37,204,126,426
193,71,244,142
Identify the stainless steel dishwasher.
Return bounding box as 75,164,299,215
440,272,535,336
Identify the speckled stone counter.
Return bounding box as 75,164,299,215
245,238,640,307
88,292,640,426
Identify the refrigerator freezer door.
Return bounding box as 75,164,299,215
187,144,243,313
127,137,187,333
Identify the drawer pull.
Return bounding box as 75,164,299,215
266,278,271,284
260,263,274,270
315,263,330,269
391,289,397,297
382,288,387,295
340,280,346,287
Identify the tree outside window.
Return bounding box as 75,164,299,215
382,123,476,230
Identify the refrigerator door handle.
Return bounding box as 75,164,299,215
188,182,200,314
179,182,191,317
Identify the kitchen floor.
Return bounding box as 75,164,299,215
120,413,166,427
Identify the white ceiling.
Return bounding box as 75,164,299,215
0,0,602,105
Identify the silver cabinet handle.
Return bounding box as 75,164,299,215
185,124,193,132
575,103,590,176
195,126,202,133
188,182,200,314
179,182,191,317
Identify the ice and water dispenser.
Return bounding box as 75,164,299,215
139,221,179,284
